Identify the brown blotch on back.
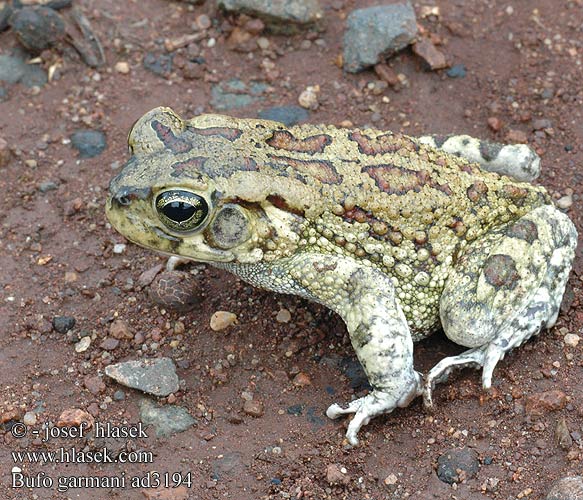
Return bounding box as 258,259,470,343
171,157,207,178
266,130,332,155
266,195,305,216
362,164,432,195
349,131,400,156
506,219,538,244
268,155,342,185
204,157,258,179
483,254,519,289
152,120,192,154
189,126,243,141
349,131,420,156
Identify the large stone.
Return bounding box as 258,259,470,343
0,49,47,87
211,78,268,111
218,0,323,32
343,3,417,73
105,358,179,397
436,448,479,484
139,399,196,437
546,476,583,500
70,130,107,158
10,6,66,53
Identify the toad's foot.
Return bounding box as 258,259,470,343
246,252,422,446
425,205,577,409
422,346,489,409
327,375,422,446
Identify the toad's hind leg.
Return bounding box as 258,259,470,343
423,205,577,408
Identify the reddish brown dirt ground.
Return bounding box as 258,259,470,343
1,0,583,499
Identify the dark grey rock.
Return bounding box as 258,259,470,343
436,448,479,484
218,0,322,31
258,105,309,126
10,6,66,53
211,78,268,111
139,398,196,437
546,476,583,500
0,49,47,87
52,316,76,334
446,64,467,78
113,390,126,401
70,130,106,158
0,5,12,32
39,181,58,192
343,3,417,73
105,357,179,397
143,52,173,77
0,54,26,84
0,86,7,101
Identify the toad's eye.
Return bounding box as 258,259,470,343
155,190,209,232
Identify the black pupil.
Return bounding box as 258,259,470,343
162,201,196,222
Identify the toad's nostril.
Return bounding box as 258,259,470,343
117,195,131,206
112,187,151,207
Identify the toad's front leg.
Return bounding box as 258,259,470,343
283,253,422,446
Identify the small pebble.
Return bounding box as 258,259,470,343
113,243,126,254
276,308,291,323
39,181,58,192
556,417,573,450
210,311,237,331
113,390,125,401
52,316,76,334
556,195,573,210
298,85,319,110
57,408,94,429
23,412,37,426
326,464,350,485
384,473,398,485
293,372,311,386
257,37,270,50
243,399,264,417
533,118,552,130
84,375,105,395
564,333,580,347
99,337,119,351
75,336,91,353
487,117,502,131
109,319,133,340
506,129,528,144
114,61,130,74
196,14,211,30
446,64,467,78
